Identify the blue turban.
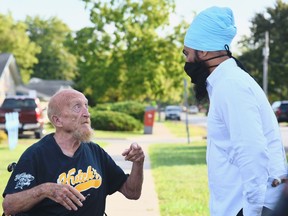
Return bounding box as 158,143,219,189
184,6,237,51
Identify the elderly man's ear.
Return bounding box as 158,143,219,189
51,115,63,127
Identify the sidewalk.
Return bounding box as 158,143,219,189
98,122,180,216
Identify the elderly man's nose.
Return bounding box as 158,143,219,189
83,108,90,117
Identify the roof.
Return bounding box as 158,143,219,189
0,53,22,85
0,53,10,74
24,77,73,98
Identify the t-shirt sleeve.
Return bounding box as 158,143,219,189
2,147,38,198
103,151,128,195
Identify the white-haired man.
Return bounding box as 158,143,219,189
2,89,145,216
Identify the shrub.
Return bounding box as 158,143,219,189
95,101,146,123
90,110,143,131
0,130,7,144
94,103,113,111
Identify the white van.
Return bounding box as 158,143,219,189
165,105,182,121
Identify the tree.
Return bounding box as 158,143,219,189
25,16,77,80
0,14,40,83
69,0,187,105
238,0,288,101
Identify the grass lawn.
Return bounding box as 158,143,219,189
154,120,209,215
163,120,207,138
149,141,209,216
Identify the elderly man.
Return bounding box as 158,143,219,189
183,6,287,216
2,89,145,216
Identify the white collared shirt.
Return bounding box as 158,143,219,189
206,58,287,216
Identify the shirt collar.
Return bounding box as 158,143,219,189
206,58,237,96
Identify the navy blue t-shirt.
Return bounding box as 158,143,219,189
3,133,128,216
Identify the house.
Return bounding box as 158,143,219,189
0,53,22,103
0,53,74,103
24,78,73,100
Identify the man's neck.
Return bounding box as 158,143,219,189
53,132,81,157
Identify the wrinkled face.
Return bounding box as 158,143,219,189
59,91,93,142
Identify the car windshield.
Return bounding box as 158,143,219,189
281,104,288,110
167,108,179,111
1,98,37,109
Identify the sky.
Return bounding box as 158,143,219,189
0,0,286,52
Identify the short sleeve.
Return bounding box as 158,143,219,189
104,153,128,195
2,147,38,198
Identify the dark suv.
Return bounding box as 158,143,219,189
0,96,45,138
272,100,288,123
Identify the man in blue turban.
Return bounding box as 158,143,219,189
183,6,288,216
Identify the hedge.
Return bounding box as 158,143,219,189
90,110,143,131
94,101,146,123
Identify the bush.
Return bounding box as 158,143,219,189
94,103,113,111
0,130,7,144
90,110,143,131
95,101,146,122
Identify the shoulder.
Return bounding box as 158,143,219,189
21,133,55,158
81,142,112,163
82,142,107,154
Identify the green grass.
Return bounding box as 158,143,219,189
164,121,207,138
149,141,209,216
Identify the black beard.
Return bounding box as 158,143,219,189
193,63,210,103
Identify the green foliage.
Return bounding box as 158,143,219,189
0,14,40,83
0,130,7,144
238,0,288,101
70,0,187,105
90,110,143,131
25,16,77,80
95,101,146,122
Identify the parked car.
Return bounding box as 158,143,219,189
272,100,288,123
187,105,199,114
0,95,46,138
165,105,182,121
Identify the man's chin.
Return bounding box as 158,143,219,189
74,128,94,142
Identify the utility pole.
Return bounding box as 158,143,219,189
183,78,190,144
262,31,269,96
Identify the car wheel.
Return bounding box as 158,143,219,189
35,128,44,139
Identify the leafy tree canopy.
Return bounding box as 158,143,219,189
69,0,188,105
25,16,78,80
0,14,40,83
238,0,288,101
